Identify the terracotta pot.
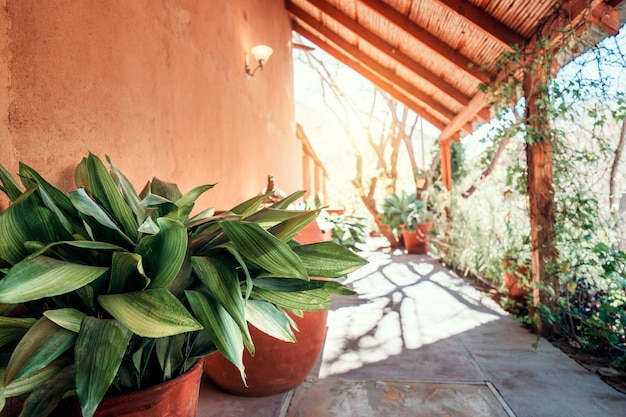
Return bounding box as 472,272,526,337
325,208,345,215
294,220,325,243
502,259,530,302
402,221,432,254
51,360,204,417
204,309,328,396
204,219,330,397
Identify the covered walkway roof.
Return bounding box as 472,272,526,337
286,0,625,144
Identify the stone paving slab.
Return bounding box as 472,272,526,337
287,378,514,417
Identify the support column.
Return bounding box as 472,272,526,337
439,138,452,189
523,56,558,333
302,153,312,200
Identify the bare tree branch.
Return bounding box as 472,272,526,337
610,116,626,212
462,137,511,198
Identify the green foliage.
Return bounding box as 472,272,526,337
321,212,367,250
378,190,430,234
438,29,626,369
0,154,367,417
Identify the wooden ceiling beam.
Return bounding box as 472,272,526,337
292,20,450,132
433,0,525,50
439,0,619,143
477,107,490,122
288,4,459,122
554,0,622,38
302,0,471,106
439,91,487,142
358,0,491,84
590,2,621,35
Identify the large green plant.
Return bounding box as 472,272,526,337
378,191,429,234
0,154,367,417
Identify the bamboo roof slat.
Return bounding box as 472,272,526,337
288,0,625,141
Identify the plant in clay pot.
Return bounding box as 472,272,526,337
501,251,532,304
0,154,367,417
378,190,432,254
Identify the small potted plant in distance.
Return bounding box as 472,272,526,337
379,190,432,254
0,153,367,417
501,246,531,304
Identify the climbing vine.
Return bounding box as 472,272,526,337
434,24,626,368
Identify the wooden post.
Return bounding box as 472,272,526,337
523,55,559,334
302,153,312,200
439,133,460,189
314,165,322,200
439,138,452,189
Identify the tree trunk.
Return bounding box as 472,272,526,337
463,136,511,198
610,116,626,213
356,178,397,247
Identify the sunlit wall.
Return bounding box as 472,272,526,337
0,0,299,210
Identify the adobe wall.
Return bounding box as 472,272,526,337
0,0,298,211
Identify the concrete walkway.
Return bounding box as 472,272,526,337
198,243,626,416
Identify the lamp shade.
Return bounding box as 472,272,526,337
250,45,273,64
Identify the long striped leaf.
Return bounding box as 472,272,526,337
3,359,69,398
165,252,193,297
0,317,36,348
224,243,253,300
185,290,246,382
0,186,65,266
268,210,319,242
44,308,86,333
140,192,172,207
5,317,76,384
109,251,146,294
149,177,183,202
86,154,138,242
28,193,75,247
244,208,307,231
0,162,24,201
268,190,307,210
292,242,368,278
0,256,108,304
174,184,214,211
98,288,202,338
185,207,216,228
75,317,132,417
19,364,75,417
191,256,253,354
26,240,126,261
155,334,184,381
106,156,146,226
68,188,134,246
228,193,267,217
221,221,307,279
245,300,296,342
74,157,89,189
19,163,84,236
251,278,355,311
138,218,187,289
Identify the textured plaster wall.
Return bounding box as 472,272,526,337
0,0,298,210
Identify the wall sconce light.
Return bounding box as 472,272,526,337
245,44,273,78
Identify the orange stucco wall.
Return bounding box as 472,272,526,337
0,0,299,211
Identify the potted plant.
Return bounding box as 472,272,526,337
378,191,432,254
501,249,531,303
0,153,367,417
204,220,331,397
